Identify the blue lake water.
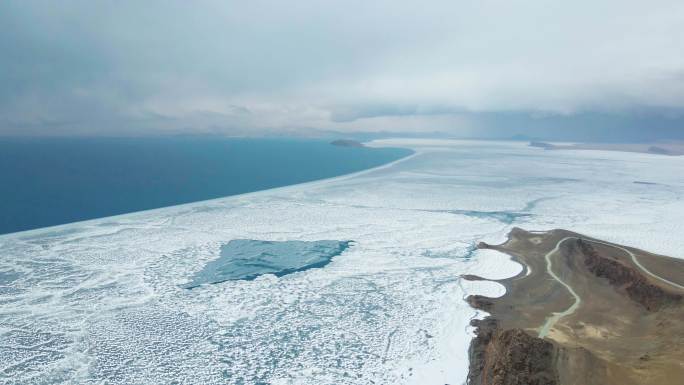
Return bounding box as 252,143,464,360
0,137,411,234
184,239,351,288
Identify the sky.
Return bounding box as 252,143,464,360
2,1,684,140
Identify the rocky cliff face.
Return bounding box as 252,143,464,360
468,318,558,385
577,240,682,311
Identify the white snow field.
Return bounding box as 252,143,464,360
1,139,683,385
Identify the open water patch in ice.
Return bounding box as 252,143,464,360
447,210,531,224
183,239,351,288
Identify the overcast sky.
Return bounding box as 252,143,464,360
2,1,684,138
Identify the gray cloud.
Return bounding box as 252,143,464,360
2,0,684,138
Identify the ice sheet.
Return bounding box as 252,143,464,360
1,139,683,384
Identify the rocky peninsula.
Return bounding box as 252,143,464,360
465,228,684,385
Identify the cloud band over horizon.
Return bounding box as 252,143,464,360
2,0,684,139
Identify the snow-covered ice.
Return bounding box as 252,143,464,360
1,139,683,384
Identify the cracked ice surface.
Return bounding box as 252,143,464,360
1,139,684,384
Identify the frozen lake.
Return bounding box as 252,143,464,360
1,139,683,384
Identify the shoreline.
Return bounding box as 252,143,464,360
0,143,416,239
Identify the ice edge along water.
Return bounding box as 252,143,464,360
1,139,684,385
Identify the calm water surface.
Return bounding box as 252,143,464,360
0,137,411,234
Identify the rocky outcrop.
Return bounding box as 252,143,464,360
467,295,495,311
529,141,555,150
468,319,558,385
577,240,681,311
330,139,364,147
647,146,670,155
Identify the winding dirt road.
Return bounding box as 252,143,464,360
539,236,684,338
